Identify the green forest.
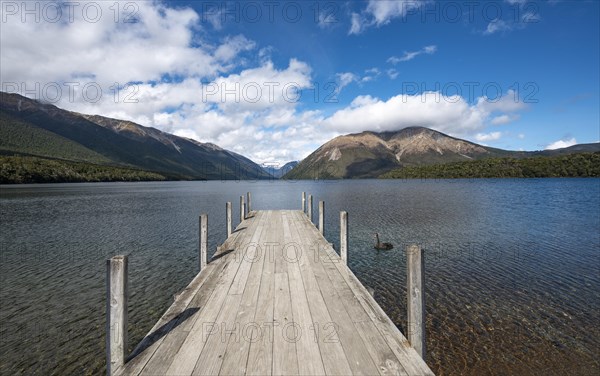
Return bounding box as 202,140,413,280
381,153,600,179
0,155,167,184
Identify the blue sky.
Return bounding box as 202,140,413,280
1,0,598,163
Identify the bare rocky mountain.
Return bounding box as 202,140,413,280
284,127,599,179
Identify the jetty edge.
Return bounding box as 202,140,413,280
106,192,434,376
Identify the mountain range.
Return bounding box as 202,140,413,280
0,92,271,180
262,161,299,178
2,92,598,182
284,127,600,179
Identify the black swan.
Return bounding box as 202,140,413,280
374,233,393,250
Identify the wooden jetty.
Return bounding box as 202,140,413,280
107,193,434,375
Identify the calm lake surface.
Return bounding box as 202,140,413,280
1,179,599,375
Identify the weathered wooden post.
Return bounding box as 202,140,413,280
226,202,232,237
106,255,128,376
307,194,313,222
200,214,208,270
247,192,252,213
302,192,306,213
318,201,325,234
407,244,426,360
340,211,348,264
240,195,245,222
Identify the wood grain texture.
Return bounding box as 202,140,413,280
116,210,434,376
407,244,426,360
226,202,232,238
107,255,128,376
340,211,348,264
200,214,208,270
318,201,325,235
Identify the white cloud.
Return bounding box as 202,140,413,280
178,88,528,163
349,12,364,35
209,58,312,112
476,90,527,113
318,9,338,28
483,8,540,35
475,132,503,142
0,1,321,164
423,45,437,54
333,69,381,93
335,72,359,93
362,68,381,82
0,1,533,165
484,19,512,35
350,95,379,108
545,138,577,150
214,35,256,62
388,45,437,64
322,92,493,135
491,114,520,125
349,0,424,34
386,69,399,80
518,133,525,139
365,67,380,75
0,1,240,87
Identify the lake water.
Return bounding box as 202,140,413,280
1,179,599,375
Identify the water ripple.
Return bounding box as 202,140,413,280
1,179,599,375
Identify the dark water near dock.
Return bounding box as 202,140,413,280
1,179,599,375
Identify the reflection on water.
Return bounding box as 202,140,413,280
1,179,599,375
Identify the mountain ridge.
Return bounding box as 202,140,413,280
262,161,299,178
0,92,271,181
284,127,600,179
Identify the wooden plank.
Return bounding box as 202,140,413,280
140,214,266,376
149,261,242,375
292,211,380,375
273,210,287,275
217,213,269,375
192,293,243,375
306,239,407,376
119,243,236,375
138,255,236,375
191,212,268,375
340,211,348,264
307,236,409,376
289,211,353,376
121,209,434,376
228,214,267,295
296,218,433,375
212,212,252,260
226,202,232,238
272,211,299,375
283,211,326,376
200,214,208,270
240,195,245,223
407,244,426,360
162,212,264,375
273,272,299,375
246,211,276,375
107,255,128,376
354,321,408,376
318,201,325,235
301,192,306,213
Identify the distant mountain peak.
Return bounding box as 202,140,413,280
285,126,599,179
287,127,492,179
